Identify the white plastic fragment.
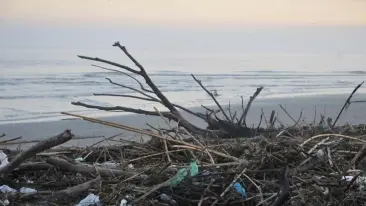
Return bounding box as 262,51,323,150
0,199,9,206
97,161,120,169
76,193,101,206
0,150,9,169
316,149,325,159
119,199,127,206
75,157,84,162
20,187,37,194
0,185,17,194
342,176,366,190
342,176,354,181
75,151,94,162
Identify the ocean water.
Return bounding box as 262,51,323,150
1,47,366,124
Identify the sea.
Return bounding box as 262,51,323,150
1,26,366,124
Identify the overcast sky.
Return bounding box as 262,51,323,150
1,0,365,53
1,0,366,27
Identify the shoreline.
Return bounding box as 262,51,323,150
1,93,366,148
1,92,365,125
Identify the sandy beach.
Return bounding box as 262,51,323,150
1,93,366,149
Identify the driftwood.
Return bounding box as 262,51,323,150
0,130,73,176
54,176,101,198
45,157,138,178
73,42,263,138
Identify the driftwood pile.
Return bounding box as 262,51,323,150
1,42,366,205
1,122,366,206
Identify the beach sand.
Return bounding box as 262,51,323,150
1,93,366,149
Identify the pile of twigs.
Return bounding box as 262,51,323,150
1,115,366,206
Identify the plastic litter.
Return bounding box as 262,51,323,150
20,187,37,194
0,199,9,206
119,199,127,206
75,151,93,162
76,193,101,206
0,185,17,194
159,193,177,205
342,176,366,190
0,150,9,169
170,160,198,186
233,182,247,199
97,161,119,169
75,157,84,162
159,193,171,201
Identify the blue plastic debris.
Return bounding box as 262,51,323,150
233,182,247,199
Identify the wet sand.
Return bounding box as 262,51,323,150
1,93,366,149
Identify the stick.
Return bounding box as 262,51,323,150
0,130,73,175
46,157,137,178
211,167,247,206
272,166,290,206
131,176,174,204
198,179,215,206
332,81,364,128
192,74,232,123
238,87,263,126
300,133,366,148
54,176,101,197
61,112,244,163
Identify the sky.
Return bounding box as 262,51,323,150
0,0,365,53
1,0,366,27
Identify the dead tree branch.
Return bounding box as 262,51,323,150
92,64,154,93
238,87,263,126
0,130,73,175
191,74,232,123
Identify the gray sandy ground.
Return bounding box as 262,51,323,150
1,93,366,149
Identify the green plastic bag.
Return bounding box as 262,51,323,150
170,160,198,186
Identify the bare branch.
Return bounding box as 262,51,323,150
192,74,232,123
71,101,206,134
332,81,364,128
71,101,174,118
92,64,154,93
113,42,145,72
105,78,158,100
110,42,179,113
238,87,263,126
78,55,140,75
93,93,206,120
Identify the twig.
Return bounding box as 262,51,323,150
46,157,138,178
78,55,140,75
94,93,206,120
300,133,366,148
332,81,364,128
198,179,215,206
61,112,244,162
131,176,174,204
243,173,263,201
127,149,186,163
192,74,232,123
272,166,290,206
211,167,247,206
91,64,154,93
238,87,263,126
54,176,101,197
